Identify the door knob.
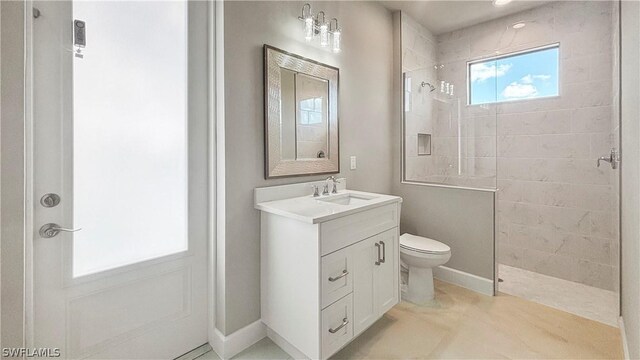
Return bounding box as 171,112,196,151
39,223,82,238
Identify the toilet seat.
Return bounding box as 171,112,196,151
400,233,450,255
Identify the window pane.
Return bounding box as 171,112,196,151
469,45,559,105
72,1,188,277
469,60,499,105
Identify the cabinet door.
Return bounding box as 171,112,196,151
375,229,399,315
351,236,378,336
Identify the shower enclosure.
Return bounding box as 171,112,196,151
402,66,497,190
400,0,620,322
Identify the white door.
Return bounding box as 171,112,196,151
30,1,210,358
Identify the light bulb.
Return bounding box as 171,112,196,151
332,29,341,53
304,16,314,42
320,23,329,47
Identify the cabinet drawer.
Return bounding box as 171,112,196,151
322,247,353,309
321,294,353,359
320,204,398,256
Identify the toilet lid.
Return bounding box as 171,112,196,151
400,233,451,254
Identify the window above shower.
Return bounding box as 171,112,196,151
468,44,560,106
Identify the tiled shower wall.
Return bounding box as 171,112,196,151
403,1,618,290
401,14,439,183
403,13,496,189
459,1,615,291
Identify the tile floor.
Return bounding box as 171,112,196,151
192,280,623,359
498,264,619,326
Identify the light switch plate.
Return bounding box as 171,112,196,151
350,156,357,170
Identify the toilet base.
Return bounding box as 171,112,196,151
405,266,435,304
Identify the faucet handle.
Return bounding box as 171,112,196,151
311,184,320,197
331,178,341,194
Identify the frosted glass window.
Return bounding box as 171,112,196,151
72,1,188,277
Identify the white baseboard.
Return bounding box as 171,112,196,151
210,320,266,360
432,265,494,296
619,316,630,359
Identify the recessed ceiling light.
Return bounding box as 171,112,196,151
493,0,512,6
512,22,526,29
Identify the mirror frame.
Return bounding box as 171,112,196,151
263,45,339,179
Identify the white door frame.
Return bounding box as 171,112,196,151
21,0,223,354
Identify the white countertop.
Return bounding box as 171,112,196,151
255,189,402,224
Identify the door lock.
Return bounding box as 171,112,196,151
39,223,82,238
40,193,61,208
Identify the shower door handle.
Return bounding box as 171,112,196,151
597,148,619,169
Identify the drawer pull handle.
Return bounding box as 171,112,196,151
328,270,349,282
380,241,386,264
328,317,349,334
375,243,381,265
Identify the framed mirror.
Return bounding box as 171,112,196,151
264,45,339,179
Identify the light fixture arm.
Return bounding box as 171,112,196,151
330,18,339,32
299,3,312,20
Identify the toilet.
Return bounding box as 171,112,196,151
400,233,451,304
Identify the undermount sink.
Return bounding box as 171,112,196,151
317,193,378,205
255,180,402,224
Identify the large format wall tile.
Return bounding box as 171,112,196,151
438,1,617,290
405,1,617,290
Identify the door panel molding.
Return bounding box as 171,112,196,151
67,267,192,358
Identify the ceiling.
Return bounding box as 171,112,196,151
379,0,553,35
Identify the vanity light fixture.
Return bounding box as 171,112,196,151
493,0,512,6
330,18,341,53
298,4,342,53
301,4,314,41
318,12,329,47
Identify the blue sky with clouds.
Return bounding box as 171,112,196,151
469,47,559,105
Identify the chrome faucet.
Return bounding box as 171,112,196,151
325,176,340,194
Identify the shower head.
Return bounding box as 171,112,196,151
421,81,436,92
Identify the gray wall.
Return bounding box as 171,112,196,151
620,0,640,358
393,13,495,281
222,1,394,334
0,1,25,349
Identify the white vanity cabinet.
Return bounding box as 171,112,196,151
258,189,401,360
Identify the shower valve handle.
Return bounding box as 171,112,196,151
597,148,619,169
